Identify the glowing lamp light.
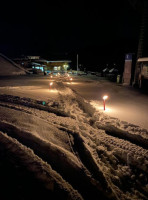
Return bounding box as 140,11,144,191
70,78,73,81
103,95,108,111
103,95,108,100
49,82,53,88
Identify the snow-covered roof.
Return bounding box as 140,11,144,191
102,68,109,72
137,57,148,62
109,68,118,73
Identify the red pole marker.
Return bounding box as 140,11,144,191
103,99,105,110
49,82,53,89
103,95,108,111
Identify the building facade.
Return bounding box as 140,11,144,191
13,56,71,74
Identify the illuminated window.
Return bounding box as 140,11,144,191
63,64,68,69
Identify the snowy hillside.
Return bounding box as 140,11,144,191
0,74,147,200
0,53,26,76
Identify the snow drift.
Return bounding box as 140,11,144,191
0,75,147,200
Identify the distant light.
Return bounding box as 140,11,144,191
42,101,46,105
70,78,72,81
49,82,53,88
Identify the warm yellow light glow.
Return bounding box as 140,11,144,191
90,101,113,113
103,95,108,100
98,106,111,112
49,89,58,93
49,82,53,86
70,78,73,81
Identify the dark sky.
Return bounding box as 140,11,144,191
0,0,144,70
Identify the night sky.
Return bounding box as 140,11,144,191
0,0,144,71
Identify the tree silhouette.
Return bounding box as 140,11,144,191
128,0,148,85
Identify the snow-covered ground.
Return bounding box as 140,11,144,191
65,75,148,130
0,74,148,200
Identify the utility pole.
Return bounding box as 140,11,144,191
77,54,79,73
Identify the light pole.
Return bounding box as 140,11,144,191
77,54,79,73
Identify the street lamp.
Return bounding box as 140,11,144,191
103,95,108,110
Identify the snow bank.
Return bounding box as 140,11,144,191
0,53,26,76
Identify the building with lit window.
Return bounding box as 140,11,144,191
13,56,71,74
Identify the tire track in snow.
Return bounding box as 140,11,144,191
0,131,83,200
0,91,148,199
0,120,114,200
95,123,148,150
0,94,69,117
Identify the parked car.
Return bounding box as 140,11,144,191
78,71,87,75
101,68,109,77
107,68,119,82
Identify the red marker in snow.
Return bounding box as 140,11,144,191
49,82,53,89
103,95,108,110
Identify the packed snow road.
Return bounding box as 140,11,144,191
0,75,148,200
